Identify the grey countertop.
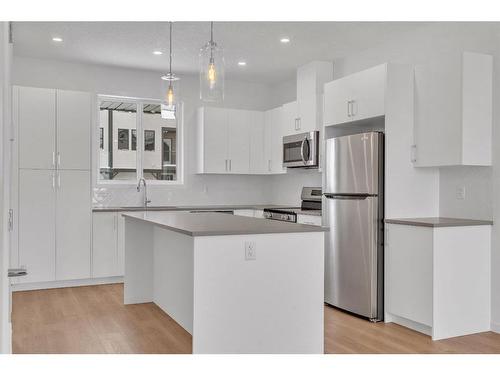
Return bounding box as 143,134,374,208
385,217,493,228
122,211,327,237
92,204,322,216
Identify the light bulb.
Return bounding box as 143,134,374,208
167,85,174,107
208,61,217,87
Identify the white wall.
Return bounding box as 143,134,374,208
12,56,277,207
0,21,13,354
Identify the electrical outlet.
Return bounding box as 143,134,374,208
245,241,256,261
456,186,466,200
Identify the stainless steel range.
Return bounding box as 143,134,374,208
263,187,322,223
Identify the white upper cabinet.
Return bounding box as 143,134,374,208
249,111,266,174
17,86,92,171
283,61,333,135
296,61,333,133
18,86,56,169
264,106,286,174
324,63,386,127
57,90,92,170
413,52,492,167
227,109,250,174
197,107,228,173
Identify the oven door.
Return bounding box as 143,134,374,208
283,131,319,168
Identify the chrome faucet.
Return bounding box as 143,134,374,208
137,178,151,207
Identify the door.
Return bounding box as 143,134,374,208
18,87,56,170
350,64,386,122
270,107,285,174
324,195,379,318
202,107,227,173
56,170,91,280
92,212,118,278
227,109,250,173
282,101,299,135
18,169,56,283
249,111,265,173
57,90,92,170
323,78,351,126
325,132,381,194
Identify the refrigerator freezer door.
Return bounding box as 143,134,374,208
325,132,381,195
324,195,379,319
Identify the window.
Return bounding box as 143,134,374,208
117,129,129,150
131,129,137,151
97,96,182,183
99,128,104,149
144,130,155,151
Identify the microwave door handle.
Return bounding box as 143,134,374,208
300,137,307,164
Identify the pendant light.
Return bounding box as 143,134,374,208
161,22,180,117
200,21,224,102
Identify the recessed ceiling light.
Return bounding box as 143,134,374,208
238,61,247,66
280,37,290,44
52,37,63,42
153,50,163,55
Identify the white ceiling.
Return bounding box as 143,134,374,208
12,22,430,84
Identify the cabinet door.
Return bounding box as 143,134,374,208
202,107,228,173
18,87,56,169
296,214,322,226
249,111,265,174
263,109,273,173
350,64,386,122
297,68,317,133
323,78,351,126
18,169,56,283
92,212,119,278
270,107,286,174
282,101,299,135
233,209,255,217
57,90,92,170
227,109,250,174
56,170,91,280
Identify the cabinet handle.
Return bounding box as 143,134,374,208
351,100,356,116
52,151,56,167
229,159,232,171
225,159,228,172
57,152,61,168
347,101,351,117
297,118,301,130
57,172,61,189
52,173,55,189
268,159,271,172
410,145,417,163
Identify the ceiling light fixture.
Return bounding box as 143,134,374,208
200,21,224,102
52,37,63,42
238,61,247,66
160,22,180,117
280,37,290,44
153,50,163,55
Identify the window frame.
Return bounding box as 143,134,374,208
94,94,184,186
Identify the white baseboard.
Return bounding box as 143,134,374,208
491,321,500,333
11,276,123,292
387,313,433,337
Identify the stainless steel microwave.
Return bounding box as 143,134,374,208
282,131,319,168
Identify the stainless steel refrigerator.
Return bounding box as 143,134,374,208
323,132,384,321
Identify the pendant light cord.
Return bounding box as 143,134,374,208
169,21,173,75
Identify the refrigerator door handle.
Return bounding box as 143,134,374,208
323,193,374,200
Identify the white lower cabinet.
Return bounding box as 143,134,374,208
56,170,91,280
17,169,91,284
385,223,491,340
92,211,126,278
18,169,56,283
92,212,119,278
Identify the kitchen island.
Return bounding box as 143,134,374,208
122,211,326,354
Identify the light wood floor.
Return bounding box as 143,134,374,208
11,283,500,354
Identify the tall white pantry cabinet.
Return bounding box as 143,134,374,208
12,86,92,284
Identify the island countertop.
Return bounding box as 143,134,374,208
385,217,493,228
122,211,327,236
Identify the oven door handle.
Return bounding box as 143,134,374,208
300,137,307,164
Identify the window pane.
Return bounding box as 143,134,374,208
142,103,177,181
131,129,137,151
99,128,104,149
98,100,137,181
